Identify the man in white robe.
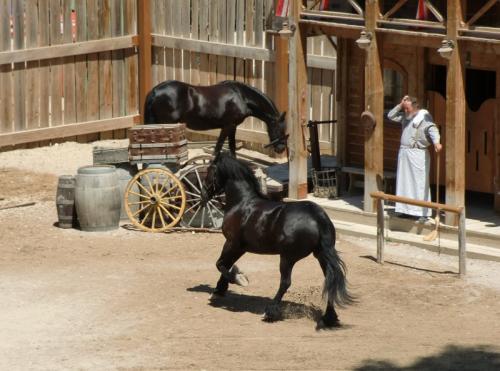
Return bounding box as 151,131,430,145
387,95,443,221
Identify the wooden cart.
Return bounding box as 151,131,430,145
123,124,224,232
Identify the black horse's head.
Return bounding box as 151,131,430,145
205,152,265,200
265,111,288,154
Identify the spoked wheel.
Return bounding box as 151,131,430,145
181,154,214,168
124,168,186,232
178,164,225,229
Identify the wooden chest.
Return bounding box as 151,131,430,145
128,124,188,163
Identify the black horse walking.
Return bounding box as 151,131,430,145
205,153,354,328
144,80,288,159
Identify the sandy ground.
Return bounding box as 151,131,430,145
1,142,500,370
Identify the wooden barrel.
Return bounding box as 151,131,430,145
56,175,77,228
75,165,121,232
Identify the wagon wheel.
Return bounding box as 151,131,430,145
124,168,186,232
181,154,214,169
178,164,225,229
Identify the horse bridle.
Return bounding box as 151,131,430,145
264,134,289,149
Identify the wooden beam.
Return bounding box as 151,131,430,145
288,0,309,199
347,0,364,16
0,116,139,148
460,37,500,55
0,36,137,66
300,20,363,39
378,28,443,48
424,0,445,23
363,0,384,213
382,0,408,19
466,0,498,27
445,0,466,225
138,0,152,121
152,35,275,62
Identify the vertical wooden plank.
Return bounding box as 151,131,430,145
112,0,126,138
99,0,113,139
208,0,218,84
172,0,182,80
364,0,384,212
273,36,289,128
288,0,308,199
151,0,165,86
13,0,26,132
137,0,152,121
253,0,264,132
63,0,76,127
198,0,210,84
263,0,274,111
75,0,88,142
26,2,40,131
86,0,100,141
164,0,175,81
124,0,138,116
226,0,236,79
216,0,226,82
445,0,466,225
50,0,63,128
243,0,255,130
38,0,50,134
234,0,245,83
0,0,13,134
181,0,191,82
191,0,200,85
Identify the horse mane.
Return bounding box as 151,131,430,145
219,80,280,118
217,153,268,199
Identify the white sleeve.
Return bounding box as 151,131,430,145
387,105,404,123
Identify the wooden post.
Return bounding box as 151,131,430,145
458,207,466,277
363,0,384,212
444,0,466,225
288,0,308,199
376,197,385,264
138,0,152,122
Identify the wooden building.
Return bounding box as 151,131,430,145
286,0,500,221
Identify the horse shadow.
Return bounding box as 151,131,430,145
187,284,324,322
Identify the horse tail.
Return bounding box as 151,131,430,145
316,220,355,308
143,89,156,124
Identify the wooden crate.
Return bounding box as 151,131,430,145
128,124,188,164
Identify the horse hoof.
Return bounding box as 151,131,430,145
316,317,341,330
234,273,249,287
263,305,282,322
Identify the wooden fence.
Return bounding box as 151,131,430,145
0,0,139,149
0,0,338,154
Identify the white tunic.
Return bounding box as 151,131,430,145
387,105,440,217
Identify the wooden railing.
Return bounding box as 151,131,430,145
370,191,467,277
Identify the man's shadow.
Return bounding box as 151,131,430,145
187,284,323,322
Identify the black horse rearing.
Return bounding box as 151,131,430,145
144,80,288,158
205,153,354,328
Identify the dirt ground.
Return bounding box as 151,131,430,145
1,142,500,370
